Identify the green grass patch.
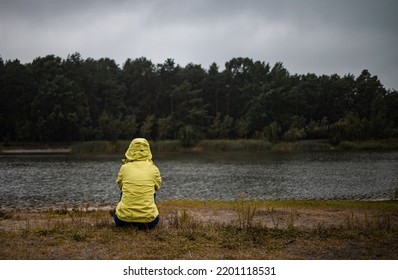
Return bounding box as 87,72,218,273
197,139,272,152
150,140,182,152
271,140,333,152
71,141,130,154
338,139,398,150
70,139,273,154
65,138,398,155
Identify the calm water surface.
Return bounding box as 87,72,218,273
0,151,397,209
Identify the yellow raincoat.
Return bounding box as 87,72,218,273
115,138,161,223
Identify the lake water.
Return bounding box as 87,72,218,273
1,151,397,210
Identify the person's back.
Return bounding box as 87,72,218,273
114,138,161,229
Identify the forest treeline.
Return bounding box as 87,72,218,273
1,53,397,146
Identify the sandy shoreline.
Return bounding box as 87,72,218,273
0,148,72,155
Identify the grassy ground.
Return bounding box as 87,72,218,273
1,200,397,260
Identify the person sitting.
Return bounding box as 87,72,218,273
114,138,162,230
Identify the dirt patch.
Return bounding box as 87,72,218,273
177,206,398,230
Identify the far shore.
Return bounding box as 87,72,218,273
1,138,398,155
0,148,72,155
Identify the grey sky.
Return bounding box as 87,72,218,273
1,0,397,89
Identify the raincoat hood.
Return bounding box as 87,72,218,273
124,138,152,162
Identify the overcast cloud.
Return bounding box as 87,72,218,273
1,0,397,89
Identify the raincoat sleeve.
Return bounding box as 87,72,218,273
116,166,123,190
154,166,162,191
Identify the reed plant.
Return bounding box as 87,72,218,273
198,139,272,152
338,139,398,150
271,140,332,152
163,208,199,230
233,194,257,229
69,138,398,154
71,141,127,154
150,140,182,152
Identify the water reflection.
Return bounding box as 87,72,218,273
1,151,397,209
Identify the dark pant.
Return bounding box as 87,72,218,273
114,213,160,230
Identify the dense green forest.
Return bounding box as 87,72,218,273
1,53,397,146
